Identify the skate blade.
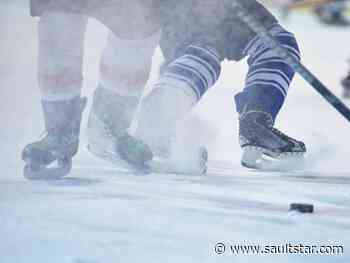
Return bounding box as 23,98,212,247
241,146,305,172
88,138,207,175
147,147,208,175
87,143,150,174
23,158,72,180
88,143,206,175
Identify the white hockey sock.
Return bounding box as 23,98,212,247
136,45,221,155
38,11,87,101
99,30,160,97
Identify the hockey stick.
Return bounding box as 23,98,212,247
231,1,350,122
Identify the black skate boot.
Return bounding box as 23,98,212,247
86,86,153,172
22,97,87,179
239,105,306,171
342,73,350,98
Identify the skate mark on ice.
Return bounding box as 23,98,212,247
74,164,148,177
208,160,350,185
46,177,102,187
71,258,99,263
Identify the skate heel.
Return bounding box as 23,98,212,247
241,146,265,170
24,158,72,180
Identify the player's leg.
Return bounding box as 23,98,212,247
86,30,160,169
120,44,220,173
118,0,307,171
22,10,88,179
116,1,228,173
234,23,306,169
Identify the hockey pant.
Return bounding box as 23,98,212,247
37,11,160,101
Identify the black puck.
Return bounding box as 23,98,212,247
289,203,314,213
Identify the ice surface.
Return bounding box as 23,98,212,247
0,1,350,262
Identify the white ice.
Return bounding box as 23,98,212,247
1,1,350,262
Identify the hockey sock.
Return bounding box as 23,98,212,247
235,24,301,121
136,45,222,150
38,11,87,101
99,30,160,97
160,45,222,100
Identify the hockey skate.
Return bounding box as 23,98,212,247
22,97,87,180
239,106,306,171
89,115,208,176
116,132,208,175
86,86,150,172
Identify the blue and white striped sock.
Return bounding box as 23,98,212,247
235,25,301,120
159,45,222,101
136,45,222,151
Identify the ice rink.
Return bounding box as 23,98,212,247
1,1,350,262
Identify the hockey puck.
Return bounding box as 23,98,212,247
289,203,314,213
